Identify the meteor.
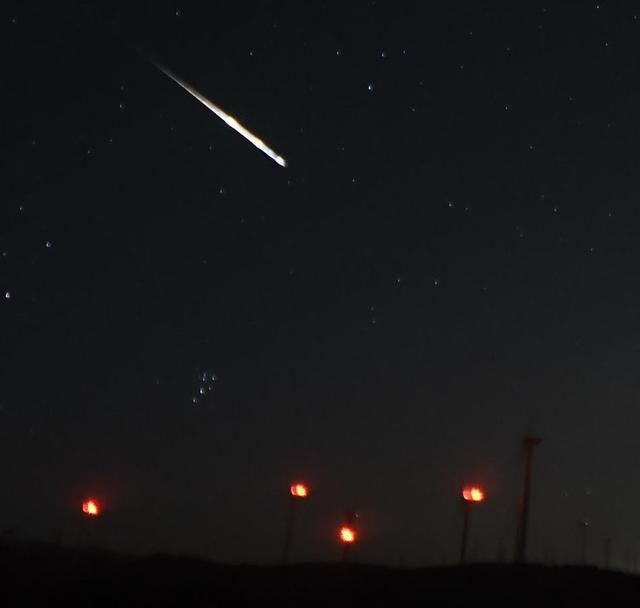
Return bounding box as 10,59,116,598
152,61,286,168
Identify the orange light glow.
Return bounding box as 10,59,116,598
290,483,308,498
340,526,356,543
82,499,100,516
462,486,485,502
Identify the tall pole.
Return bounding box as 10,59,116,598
460,501,470,565
343,538,351,564
515,435,541,563
281,496,296,565
604,536,611,570
341,511,358,564
281,483,309,565
580,520,589,564
460,486,484,564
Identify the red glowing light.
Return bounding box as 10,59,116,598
340,526,356,543
82,499,100,516
462,486,485,502
290,483,308,498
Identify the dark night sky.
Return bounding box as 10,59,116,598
3,1,640,567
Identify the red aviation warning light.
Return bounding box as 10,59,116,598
82,499,100,516
290,483,309,498
340,526,356,544
462,486,485,503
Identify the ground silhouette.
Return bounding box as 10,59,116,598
2,539,638,606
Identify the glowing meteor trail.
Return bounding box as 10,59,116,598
153,62,286,168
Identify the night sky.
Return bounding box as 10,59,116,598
3,1,640,568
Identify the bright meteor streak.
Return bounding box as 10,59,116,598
153,62,286,168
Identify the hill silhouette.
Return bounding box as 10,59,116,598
2,539,639,606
